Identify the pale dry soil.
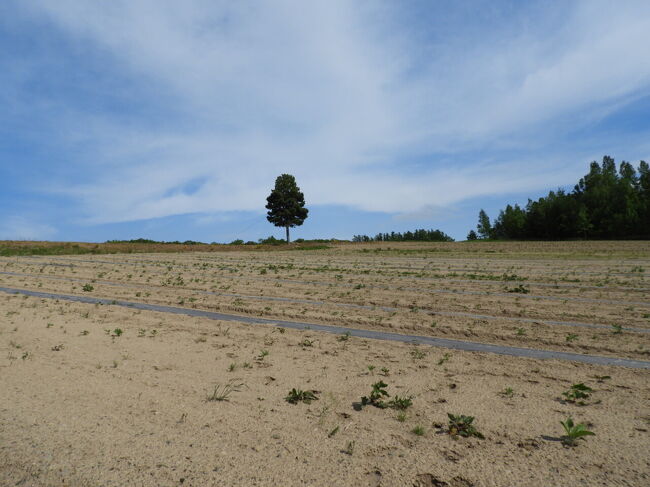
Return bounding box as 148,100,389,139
1,242,649,486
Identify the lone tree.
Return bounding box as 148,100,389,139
265,174,308,243
476,209,492,239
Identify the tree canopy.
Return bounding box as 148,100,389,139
472,156,650,240
265,174,308,243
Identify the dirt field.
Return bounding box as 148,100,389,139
1,241,649,486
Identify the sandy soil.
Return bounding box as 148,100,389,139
1,241,649,486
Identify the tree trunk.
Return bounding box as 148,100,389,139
285,225,290,244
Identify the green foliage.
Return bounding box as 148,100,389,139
447,414,485,439
360,381,413,410
206,380,244,402
506,284,529,294
466,230,478,240
285,388,319,404
412,425,425,436
361,381,390,408
479,156,650,240
112,328,123,337
389,395,413,410
265,174,308,243
562,383,593,404
82,284,94,292
476,209,492,239
560,417,595,446
352,228,454,242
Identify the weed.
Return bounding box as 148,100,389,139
611,324,623,334
51,344,64,351
499,387,514,398
228,362,237,372
328,426,339,437
138,328,146,337
82,284,94,292
389,395,413,410
565,333,579,342
396,411,407,422
46,323,53,328
437,353,451,366
506,284,529,294
412,425,425,436
380,367,390,377
560,417,595,446
21,351,30,360
80,330,89,336
361,381,389,408
285,388,319,404
410,348,426,360
516,327,526,336
367,365,375,374
337,331,351,342
447,414,484,439
112,328,123,337
206,379,245,402
562,383,593,404
257,349,269,360
300,338,314,347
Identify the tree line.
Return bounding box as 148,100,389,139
353,228,454,242
468,156,650,240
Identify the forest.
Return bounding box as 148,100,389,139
471,156,650,240
352,228,454,242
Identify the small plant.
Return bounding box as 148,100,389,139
112,328,123,337
437,353,451,366
337,331,351,342
46,323,53,328
361,381,389,408
380,367,390,377
611,324,623,334
565,333,579,342
562,383,593,404
228,362,237,372
138,328,146,337
396,411,407,422
51,344,64,351
21,351,30,360
257,349,269,360
300,338,314,347
447,413,484,439
80,330,89,336
82,284,94,292
389,395,413,410
500,387,514,398
206,379,245,402
285,388,319,404
412,425,425,436
410,348,426,360
367,365,375,374
560,417,595,446
506,284,529,294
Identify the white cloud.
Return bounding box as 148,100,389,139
13,0,650,223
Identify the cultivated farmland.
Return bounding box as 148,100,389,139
1,241,649,486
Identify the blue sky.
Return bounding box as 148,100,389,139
1,0,650,242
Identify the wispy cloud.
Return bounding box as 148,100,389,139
5,0,650,226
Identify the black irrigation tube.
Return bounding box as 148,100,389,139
1,286,649,370
2,270,649,333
